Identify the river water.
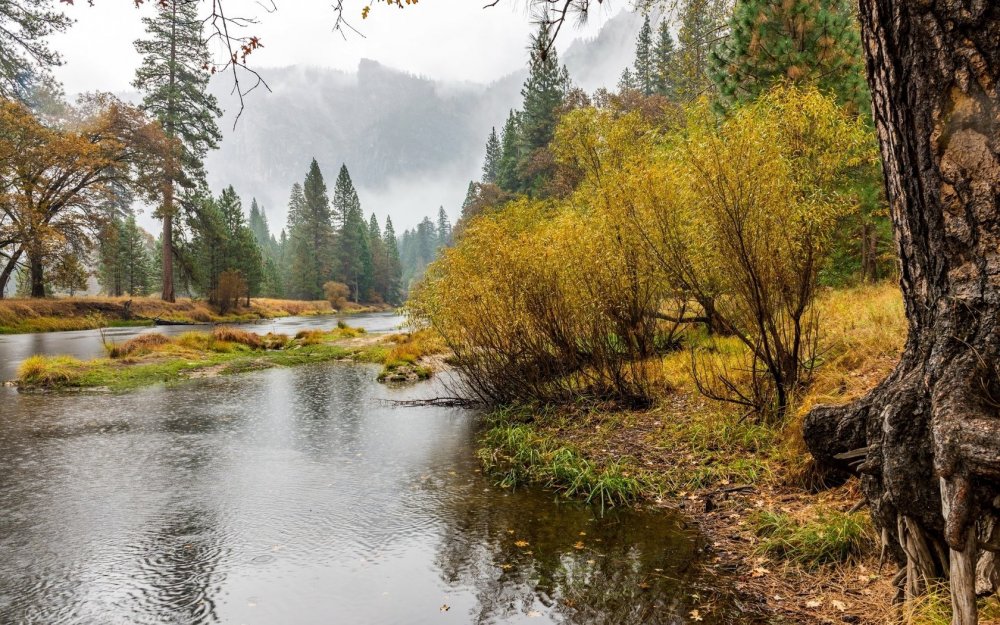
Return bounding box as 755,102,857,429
0,316,742,624
0,312,406,382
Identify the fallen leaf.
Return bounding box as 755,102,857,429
689,609,703,621
514,540,529,548
832,600,847,612
440,604,450,612
573,541,585,550
751,566,769,578
805,599,822,608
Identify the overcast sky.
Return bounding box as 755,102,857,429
52,0,624,94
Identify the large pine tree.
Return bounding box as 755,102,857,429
516,24,565,190
133,0,222,302
710,0,868,115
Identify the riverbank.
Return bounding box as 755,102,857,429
13,325,447,392
474,284,1000,624
0,296,391,334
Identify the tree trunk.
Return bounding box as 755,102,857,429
0,248,22,299
161,181,176,303
803,2,1000,623
29,256,45,298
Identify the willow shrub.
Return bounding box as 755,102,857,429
412,85,875,415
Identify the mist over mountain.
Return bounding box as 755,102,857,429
205,10,641,234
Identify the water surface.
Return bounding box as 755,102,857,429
0,312,405,382
0,364,736,624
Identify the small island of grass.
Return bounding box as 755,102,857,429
14,324,447,392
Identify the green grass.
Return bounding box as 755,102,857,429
16,333,368,392
478,420,646,510
750,508,876,569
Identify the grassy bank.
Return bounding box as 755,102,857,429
15,325,447,392
473,284,1000,624
0,296,389,334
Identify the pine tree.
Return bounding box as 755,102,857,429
284,167,334,301
217,186,263,304
653,19,678,98
382,216,403,306
367,214,390,303
618,67,639,93
332,163,360,233
634,15,655,95
518,25,565,168
187,195,227,302
481,127,501,184
340,203,371,302
98,213,153,297
496,110,520,193
436,206,452,249
674,0,729,102
709,0,868,116
460,181,478,222
248,198,271,251
133,0,222,302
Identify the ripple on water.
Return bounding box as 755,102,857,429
0,362,745,625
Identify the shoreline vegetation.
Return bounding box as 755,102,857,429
0,296,391,335
470,283,1000,624
13,324,446,392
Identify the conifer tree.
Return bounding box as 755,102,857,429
481,127,501,184
332,163,360,232
618,67,639,93
518,25,565,165
496,110,520,193
98,213,153,297
340,203,371,302
187,195,227,302
436,207,452,249
133,0,222,302
284,162,336,301
653,19,677,98
367,214,389,302
383,216,403,306
459,181,478,223
709,0,868,115
633,15,655,95
217,186,263,304
248,198,271,251
674,0,729,102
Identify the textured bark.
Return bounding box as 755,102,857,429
803,2,1000,622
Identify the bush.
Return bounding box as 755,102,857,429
324,281,350,310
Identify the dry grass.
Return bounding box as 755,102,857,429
16,355,84,386
106,333,172,358
211,326,265,349
0,296,335,333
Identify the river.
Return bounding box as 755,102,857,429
0,312,406,382
0,316,741,624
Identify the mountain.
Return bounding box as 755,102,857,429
205,10,642,234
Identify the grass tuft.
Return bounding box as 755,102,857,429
479,420,647,510
751,508,876,569
16,355,85,387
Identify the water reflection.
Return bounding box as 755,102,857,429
0,364,740,624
